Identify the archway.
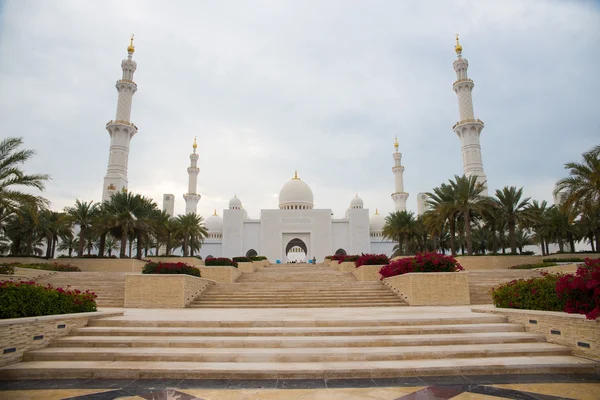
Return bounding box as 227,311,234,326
335,248,347,256
246,249,258,258
285,238,308,263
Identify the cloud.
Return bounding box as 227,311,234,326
0,0,598,218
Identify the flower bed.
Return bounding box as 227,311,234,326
379,252,463,279
232,256,251,263
249,256,267,262
142,262,201,277
356,254,389,268
205,257,238,268
492,258,600,320
0,266,15,275
0,281,97,319
4,262,80,272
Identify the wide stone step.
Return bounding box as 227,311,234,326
196,294,399,300
88,315,508,328
188,302,405,308
2,356,595,379
72,323,524,337
51,332,545,349
24,342,569,363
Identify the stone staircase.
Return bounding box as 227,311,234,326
34,272,127,307
189,264,406,308
468,270,542,304
1,310,595,379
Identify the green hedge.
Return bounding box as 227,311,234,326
491,273,565,311
0,265,15,275
0,281,97,319
543,258,586,263
205,258,237,267
509,262,558,270
5,262,80,272
232,256,251,263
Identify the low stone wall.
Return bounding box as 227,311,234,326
472,307,600,361
252,261,264,270
0,311,123,367
65,258,146,273
237,262,255,273
145,257,204,267
323,259,331,266
337,261,356,272
198,266,241,282
0,257,50,265
352,265,385,281
456,255,543,270
124,275,214,308
383,272,470,306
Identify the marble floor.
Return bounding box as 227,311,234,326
1,374,599,400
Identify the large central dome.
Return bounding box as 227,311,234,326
279,171,314,210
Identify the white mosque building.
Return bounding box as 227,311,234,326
101,35,488,262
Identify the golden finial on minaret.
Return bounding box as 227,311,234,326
394,137,399,151
455,33,462,54
213,209,217,216
293,170,300,180
127,34,135,54
375,208,379,215
193,136,197,152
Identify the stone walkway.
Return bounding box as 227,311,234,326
1,374,599,399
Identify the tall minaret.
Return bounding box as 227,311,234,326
102,35,139,202
452,34,488,196
391,137,409,212
183,138,201,214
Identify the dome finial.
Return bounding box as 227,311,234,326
375,208,379,215
127,34,135,54
293,170,300,180
193,136,197,152
455,33,462,55
213,208,217,216
394,136,399,151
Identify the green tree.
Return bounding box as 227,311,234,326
524,200,550,256
426,183,458,255
64,200,98,257
104,192,148,258
382,211,417,256
0,137,49,225
38,209,71,258
175,213,208,257
492,186,531,254
448,175,488,256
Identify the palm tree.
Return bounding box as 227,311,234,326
133,198,159,259
448,175,488,255
58,233,78,257
4,204,43,255
175,213,207,257
0,137,49,224
524,200,550,256
492,186,531,254
103,191,157,258
545,205,574,253
38,209,71,258
426,183,458,255
98,235,120,257
555,145,600,250
382,211,417,256
64,200,98,257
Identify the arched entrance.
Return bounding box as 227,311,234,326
285,237,307,263
246,249,258,258
335,248,347,256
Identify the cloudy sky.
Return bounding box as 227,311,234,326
0,0,598,219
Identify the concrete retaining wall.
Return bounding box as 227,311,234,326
124,275,214,308
384,272,470,306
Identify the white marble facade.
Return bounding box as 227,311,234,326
199,173,395,262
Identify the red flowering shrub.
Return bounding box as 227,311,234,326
142,262,201,277
204,257,238,268
379,252,463,279
491,272,565,312
355,254,390,268
556,259,600,320
0,280,97,319
338,255,360,264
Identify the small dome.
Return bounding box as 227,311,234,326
279,171,314,210
229,195,242,210
205,210,223,233
350,194,363,209
370,209,385,233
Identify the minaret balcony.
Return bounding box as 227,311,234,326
452,119,484,130
106,120,138,132
116,79,137,87
452,78,474,89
